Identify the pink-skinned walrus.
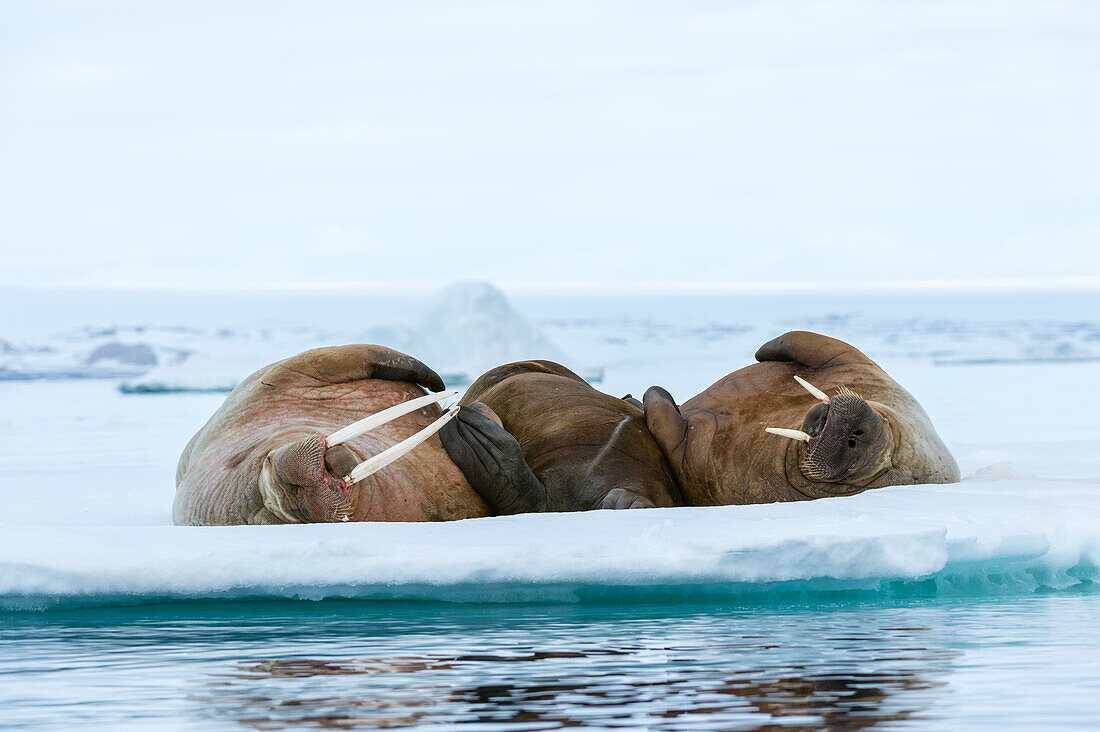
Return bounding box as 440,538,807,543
173,345,489,525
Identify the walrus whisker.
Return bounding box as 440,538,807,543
793,375,830,404
344,406,461,484
764,427,812,442
835,385,860,398
327,390,458,447
330,492,353,522
801,457,826,480
800,454,828,479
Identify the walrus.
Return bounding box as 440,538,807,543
439,360,683,513
174,345,489,525
439,331,959,513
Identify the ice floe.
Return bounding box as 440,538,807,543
1,480,1096,611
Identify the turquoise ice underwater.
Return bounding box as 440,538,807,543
1,286,1098,729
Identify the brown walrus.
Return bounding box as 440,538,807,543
439,331,959,513
174,345,489,525
644,330,961,503
439,360,682,513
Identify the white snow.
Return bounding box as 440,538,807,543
0,286,1098,610
1,480,1095,611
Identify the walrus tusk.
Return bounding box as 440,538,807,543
327,390,458,447
764,427,812,442
793,375,830,404
343,405,461,484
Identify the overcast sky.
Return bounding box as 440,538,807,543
1,1,1098,289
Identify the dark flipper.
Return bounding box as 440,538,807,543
643,386,689,459
263,345,446,392
621,394,643,409
754,331,871,370
439,403,548,515
599,488,656,510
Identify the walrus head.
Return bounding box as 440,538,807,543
766,376,892,485
644,332,960,507
257,391,460,523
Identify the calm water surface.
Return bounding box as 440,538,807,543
2,594,1097,730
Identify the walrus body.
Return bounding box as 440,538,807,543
442,361,681,512
174,345,488,525
442,331,959,513
644,331,960,505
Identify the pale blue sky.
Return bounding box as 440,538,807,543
1,1,1098,289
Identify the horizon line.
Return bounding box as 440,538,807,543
1,275,1099,294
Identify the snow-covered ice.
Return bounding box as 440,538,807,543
0,286,1097,610
2,480,1096,610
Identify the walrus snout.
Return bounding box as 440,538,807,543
261,436,358,522
765,377,889,484
800,391,887,482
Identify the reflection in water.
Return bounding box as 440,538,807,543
7,596,1098,730
201,636,954,730
232,650,625,678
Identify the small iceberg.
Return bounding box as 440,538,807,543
395,281,602,385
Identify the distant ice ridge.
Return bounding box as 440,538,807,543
373,281,600,384
120,281,600,390
3,286,1098,391
0,282,594,392
0,325,339,392
2,480,1096,611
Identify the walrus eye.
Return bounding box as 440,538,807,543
848,439,857,448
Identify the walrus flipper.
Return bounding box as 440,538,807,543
642,386,688,451
262,345,446,392
439,404,548,515
600,488,656,510
643,386,724,504
642,385,694,484
755,331,873,371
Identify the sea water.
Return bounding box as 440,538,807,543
2,595,1098,730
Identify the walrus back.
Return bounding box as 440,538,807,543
464,360,589,404
462,362,682,510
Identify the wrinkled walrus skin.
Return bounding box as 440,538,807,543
440,361,682,513
644,331,961,505
441,331,959,514
174,345,489,525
